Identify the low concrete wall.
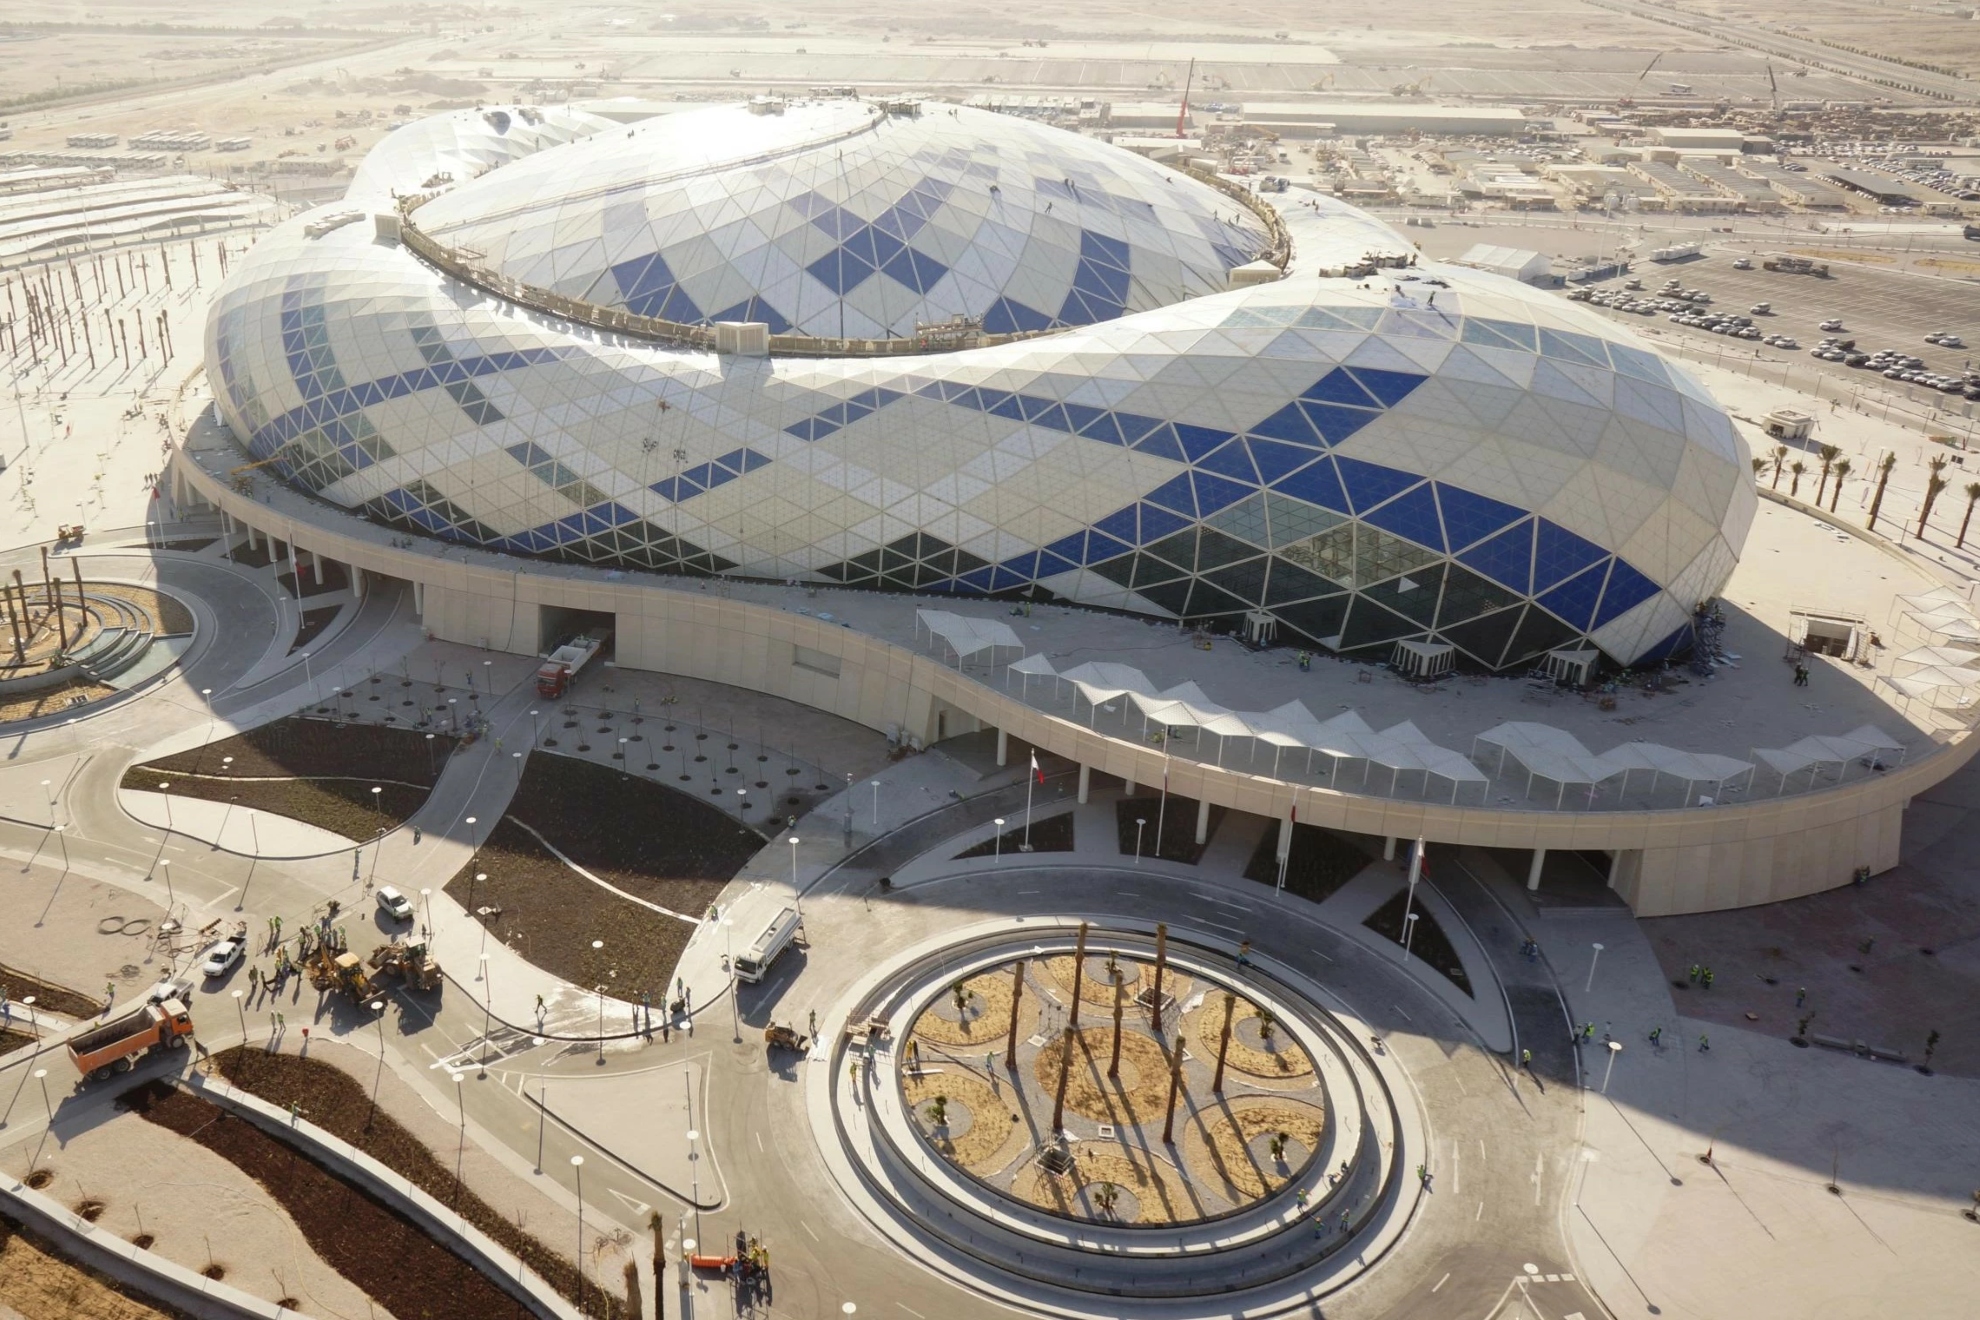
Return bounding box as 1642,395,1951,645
182,1071,584,1320
0,1173,284,1320
173,445,1980,918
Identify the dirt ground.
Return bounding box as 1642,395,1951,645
121,1081,551,1320
212,1045,623,1319
126,716,458,841
0,679,119,724
0,1097,385,1319
0,1213,188,1320
447,752,757,1004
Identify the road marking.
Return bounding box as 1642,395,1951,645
1016,890,1040,895
801,1220,818,1241
1476,1201,1483,1220
1392,1004,1412,1023
607,1188,651,1217
1431,1272,1450,1294
1480,1139,1487,1159
755,1131,763,1151
1533,1153,1545,1205
1203,920,1244,934
896,1307,925,1318
1451,1142,1460,1196
1114,891,1140,897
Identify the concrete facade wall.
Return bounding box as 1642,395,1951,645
174,452,1977,919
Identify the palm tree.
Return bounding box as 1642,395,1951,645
1091,1182,1120,1217
1751,457,1769,481
1957,482,1980,549
1829,458,1851,512
1918,455,1950,538
1814,443,1841,505
1867,452,1898,530
1789,460,1806,498
1771,444,1790,489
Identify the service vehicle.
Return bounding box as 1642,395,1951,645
1750,303,1771,315
201,937,244,979
67,1000,193,1081
1819,319,1846,332
1732,257,1753,270
733,906,804,984
536,633,607,698
1764,254,1830,276
376,885,415,922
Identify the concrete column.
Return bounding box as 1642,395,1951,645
1383,836,1398,862
351,565,364,597
1122,774,1135,796
1276,810,1294,861
1194,797,1211,846
996,727,1008,767
1077,763,1091,804
412,580,424,615
1528,848,1546,892
311,550,325,585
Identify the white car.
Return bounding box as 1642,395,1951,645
375,885,415,922
1820,319,1846,332
1732,257,1753,270
200,939,244,979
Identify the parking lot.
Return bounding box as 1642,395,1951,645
1567,252,1980,405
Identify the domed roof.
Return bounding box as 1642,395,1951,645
411,100,1272,341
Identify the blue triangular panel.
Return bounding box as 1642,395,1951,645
1334,457,1423,513
1434,483,1529,551
1458,519,1535,593
1360,482,1445,551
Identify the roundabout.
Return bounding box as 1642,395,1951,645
811,916,1424,1312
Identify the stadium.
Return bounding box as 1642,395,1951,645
202,98,1753,673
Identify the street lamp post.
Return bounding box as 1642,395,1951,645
420,887,432,934
425,732,436,776
870,779,880,826
465,815,478,856
685,1129,701,1244
529,708,540,746
591,940,605,1060
788,836,800,893
993,818,1005,862
39,779,53,828
1602,1039,1622,1094
157,781,173,834
1134,817,1147,865
1587,942,1606,993
451,1071,466,1204
1401,911,1420,964
476,875,489,962
570,1155,586,1311
369,999,387,1103
478,954,491,1077
232,989,243,1039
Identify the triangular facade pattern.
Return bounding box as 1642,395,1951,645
205,101,1755,673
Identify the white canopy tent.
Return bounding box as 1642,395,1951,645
914,610,1024,666
1599,742,1756,800
1893,645,1980,672
1473,722,1622,807
1753,725,1908,791
1005,652,1061,699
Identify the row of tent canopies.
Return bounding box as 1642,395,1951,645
1002,652,1906,805
1007,654,1491,802
1474,722,1762,807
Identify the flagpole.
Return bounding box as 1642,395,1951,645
1022,752,1036,852
1399,836,1425,962
1154,743,1170,860
1276,791,1297,897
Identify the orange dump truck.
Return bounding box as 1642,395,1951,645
66,1000,194,1081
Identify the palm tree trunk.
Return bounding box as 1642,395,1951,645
1959,497,1978,550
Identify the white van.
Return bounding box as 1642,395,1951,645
733,906,803,983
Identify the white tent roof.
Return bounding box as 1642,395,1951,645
1475,721,1618,788
1894,645,1980,671
915,609,1023,660
1008,653,1059,678
1600,742,1753,786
